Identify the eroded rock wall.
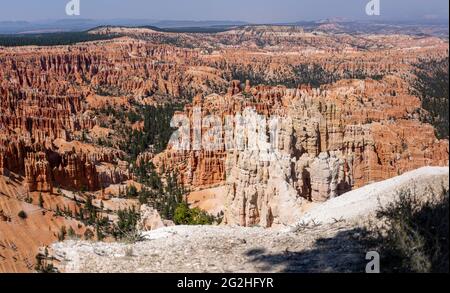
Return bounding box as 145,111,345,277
156,79,448,227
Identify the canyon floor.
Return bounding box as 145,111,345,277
49,167,449,273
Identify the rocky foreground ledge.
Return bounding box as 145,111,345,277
50,222,369,273
49,167,449,273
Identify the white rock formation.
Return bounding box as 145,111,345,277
295,166,449,226
137,204,174,231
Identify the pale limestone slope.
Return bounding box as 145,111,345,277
296,166,449,226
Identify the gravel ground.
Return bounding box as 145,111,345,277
51,221,369,273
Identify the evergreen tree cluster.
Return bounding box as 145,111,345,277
128,161,185,221
413,57,449,139
120,104,183,159
128,161,217,225
113,207,140,240
230,63,386,89
0,32,117,47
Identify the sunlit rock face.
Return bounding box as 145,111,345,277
157,79,448,227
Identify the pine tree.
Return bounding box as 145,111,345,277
57,226,67,241
96,227,105,241
38,193,44,208
84,229,94,240
68,226,76,238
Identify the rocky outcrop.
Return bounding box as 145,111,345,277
137,204,174,231
25,152,53,192
52,152,99,191
156,78,449,227
308,153,342,202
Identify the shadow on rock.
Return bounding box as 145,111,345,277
245,228,370,273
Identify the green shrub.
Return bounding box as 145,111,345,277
368,186,449,273
67,226,77,239
173,202,216,225
18,210,27,219
173,202,191,225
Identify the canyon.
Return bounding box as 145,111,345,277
0,24,449,272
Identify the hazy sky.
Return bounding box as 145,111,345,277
0,0,448,22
